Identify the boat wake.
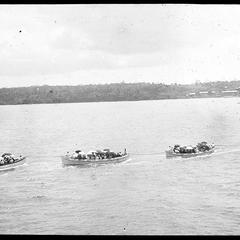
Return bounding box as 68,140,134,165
120,157,132,164
130,152,165,156
29,161,63,173
179,148,240,161
123,161,152,166
211,149,240,156
0,169,14,176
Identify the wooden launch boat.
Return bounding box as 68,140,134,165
166,141,215,158
165,148,215,158
61,153,130,166
0,157,26,171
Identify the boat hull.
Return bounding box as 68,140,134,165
166,149,214,158
61,154,130,166
0,157,26,171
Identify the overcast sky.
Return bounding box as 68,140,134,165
1,4,240,87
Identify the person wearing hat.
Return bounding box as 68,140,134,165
0,156,4,165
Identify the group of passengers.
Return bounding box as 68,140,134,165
0,153,23,165
172,142,214,154
69,148,127,160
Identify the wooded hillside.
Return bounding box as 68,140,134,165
0,81,239,105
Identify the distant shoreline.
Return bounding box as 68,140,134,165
0,81,239,106
0,95,239,107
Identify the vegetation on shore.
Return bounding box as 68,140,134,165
0,81,240,105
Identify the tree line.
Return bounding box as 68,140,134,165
0,81,239,105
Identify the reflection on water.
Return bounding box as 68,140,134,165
0,98,240,234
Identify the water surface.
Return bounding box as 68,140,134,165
0,98,240,234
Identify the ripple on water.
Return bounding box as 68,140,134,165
1,99,240,234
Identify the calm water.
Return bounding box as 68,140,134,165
1,98,240,234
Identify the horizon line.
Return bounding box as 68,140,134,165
1,80,240,89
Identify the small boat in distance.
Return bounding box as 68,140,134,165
61,148,130,166
166,142,215,158
0,153,26,171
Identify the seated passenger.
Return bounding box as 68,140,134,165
205,145,210,151
2,153,11,158
175,148,180,153
179,147,186,153
105,152,110,159
173,145,180,151
110,152,117,158
187,146,194,153
71,152,79,159
88,153,96,160
4,155,11,163
116,152,121,157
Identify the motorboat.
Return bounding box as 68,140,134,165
61,153,130,166
166,142,215,158
61,148,130,166
166,148,214,158
0,156,26,171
